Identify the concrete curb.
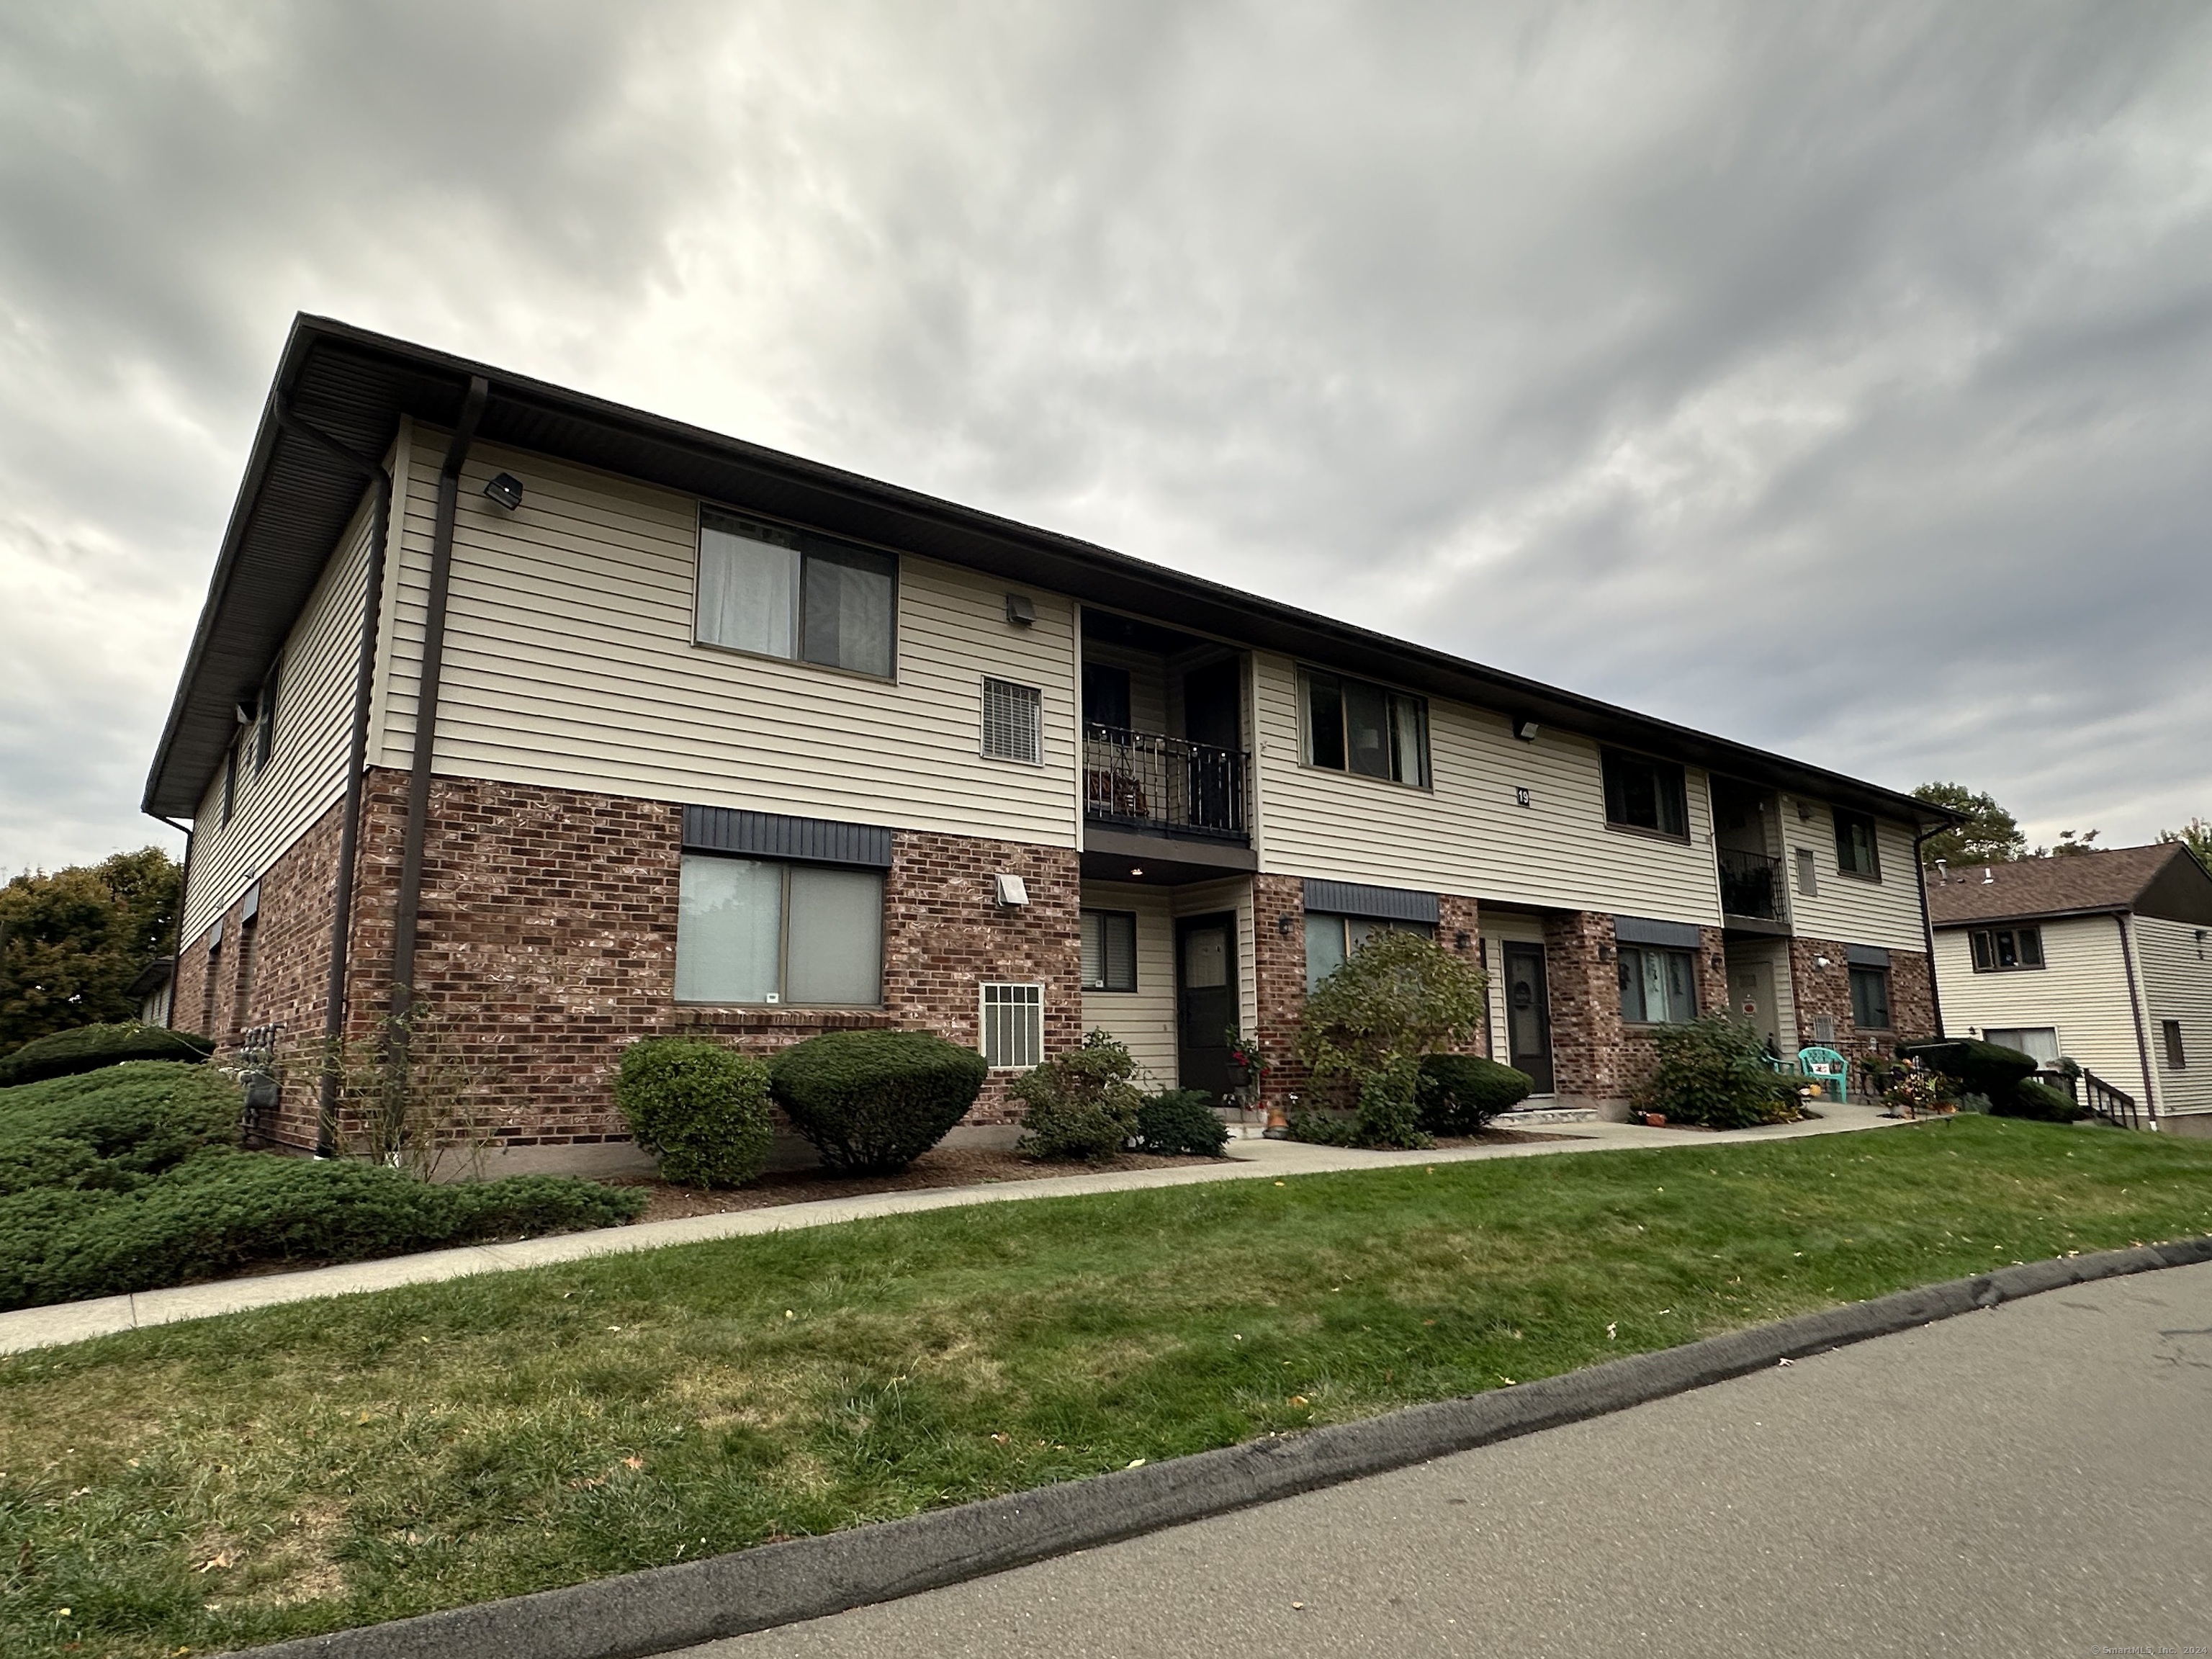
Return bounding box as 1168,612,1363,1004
221,1232,2212,1659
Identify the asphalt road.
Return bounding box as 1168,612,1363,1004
688,1261,2212,1659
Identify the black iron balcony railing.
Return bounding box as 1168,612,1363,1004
1717,848,1784,920
1084,724,1250,841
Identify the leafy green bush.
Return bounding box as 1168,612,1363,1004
770,1030,987,1174
0,1062,239,1196
1635,1015,1803,1130
1135,1089,1230,1156
1417,1053,1534,1134
0,1022,212,1087
2002,1077,2087,1123
1013,1032,1143,1162
0,1154,644,1311
614,1038,773,1187
1295,931,1488,1149
1898,1039,2038,1105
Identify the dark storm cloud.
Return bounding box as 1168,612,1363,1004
1,0,2208,869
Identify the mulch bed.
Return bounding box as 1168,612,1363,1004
611,1146,1228,1223
1427,1127,1578,1148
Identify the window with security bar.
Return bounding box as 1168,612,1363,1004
981,678,1043,765
979,982,1044,1068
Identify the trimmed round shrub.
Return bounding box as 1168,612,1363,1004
0,1022,213,1087
2002,1077,2087,1123
0,1061,240,1196
615,1038,774,1187
1898,1039,2038,1105
770,1030,987,1174
1136,1089,1230,1157
1012,1033,1142,1163
0,1154,644,1312
1417,1054,1534,1134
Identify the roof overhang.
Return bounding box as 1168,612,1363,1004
146,314,1959,828
1928,904,2131,930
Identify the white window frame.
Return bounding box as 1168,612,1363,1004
979,981,1045,1069
981,677,1044,765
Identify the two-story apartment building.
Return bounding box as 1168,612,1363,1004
144,318,1947,1169
1928,845,2212,1133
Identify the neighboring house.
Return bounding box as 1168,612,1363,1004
143,317,1948,1171
1928,845,2212,1133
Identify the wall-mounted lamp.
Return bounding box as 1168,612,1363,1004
1596,944,1614,962
1512,716,1541,743
1455,930,1471,950
1128,866,1144,878
1277,914,1295,938
992,873,1029,907
1813,954,1832,969
482,471,525,511
1709,953,1725,971
1004,593,1036,626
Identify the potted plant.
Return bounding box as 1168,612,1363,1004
1224,1028,1268,1092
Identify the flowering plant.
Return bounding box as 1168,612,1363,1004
1879,1058,1954,1118
1224,1028,1269,1076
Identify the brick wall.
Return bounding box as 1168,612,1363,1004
1542,910,1621,1100
1789,938,1938,1066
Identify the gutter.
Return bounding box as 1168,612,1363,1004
148,814,194,1028
388,376,487,1022
275,403,395,1157
2116,914,2161,1127
1911,821,1951,1039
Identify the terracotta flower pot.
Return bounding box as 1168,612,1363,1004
1644,1112,1668,1127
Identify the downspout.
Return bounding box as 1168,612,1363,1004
276,403,394,1156
150,813,194,1029
2116,913,2160,1128
1912,822,1946,1039
388,376,487,1024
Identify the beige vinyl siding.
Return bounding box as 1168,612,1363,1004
1779,801,1928,952
1481,912,1550,1082
1931,916,2149,1104
181,488,376,940
1252,654,1723,924
2135,915,2212,1118
1079,881,1178,1087
1724,936,1799,1056
372,433,1079,845
1171,877,1258,1041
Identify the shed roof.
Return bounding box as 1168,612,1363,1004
1926,842,2212,929
145,314,1957,827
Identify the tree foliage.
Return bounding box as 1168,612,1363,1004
2158,817,2212,868
1911,783,2026,868
0,847,181,1056
1294,930,1488,1148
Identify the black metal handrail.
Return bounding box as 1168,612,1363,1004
1717,848,1784,920
2039,1065,2145,1130
1084,724,1249,840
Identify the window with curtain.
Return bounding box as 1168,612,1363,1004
695,509,896,678
1080,910,1138,992
1298,669,1429,786
254,660,281,773
1303,912,1435,992
1618,944,1698,1023
675,853,883,1005
1601,750,1689,839
1984,1026,2060,1065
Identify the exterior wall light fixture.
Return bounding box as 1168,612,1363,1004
1277,914,1295,938
482,471,525,511
1513,716,1540,742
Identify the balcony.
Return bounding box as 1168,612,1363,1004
1717,847,1785,922
1084,724,1249,843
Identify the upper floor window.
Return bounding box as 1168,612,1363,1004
695,509,896,678
675,852,884,1006
1602,750,1687,840
981,678,1043,764
1969,925,2044,972
1834,809,1881,879
1303,912,1434,992
1298,669,1429,787
1618,944,1698,1023
221,742,238,825
1080,909,1138,992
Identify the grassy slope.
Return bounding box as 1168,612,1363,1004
4,1115,2211,1656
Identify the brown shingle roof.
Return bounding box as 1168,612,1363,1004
1925,843,2188,926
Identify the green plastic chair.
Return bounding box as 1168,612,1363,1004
1797,1046,1849,1102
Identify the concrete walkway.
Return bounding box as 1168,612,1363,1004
0,1102,1907,1356
691,1257,2212,1659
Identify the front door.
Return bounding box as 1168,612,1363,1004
1503,943,1555,1094
1177,912,1238,1099
1727,956,1781,1057
1181,660,1243,833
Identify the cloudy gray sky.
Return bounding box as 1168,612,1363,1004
3,1,2208,874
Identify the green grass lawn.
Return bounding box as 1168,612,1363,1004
5,1115,2212,1658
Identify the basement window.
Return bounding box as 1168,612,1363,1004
980,982,1044,1069
695,509,896,678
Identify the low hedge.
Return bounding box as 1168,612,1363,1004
613,1038,774,1187
0,1153,645,1311
771,1030,987,1173
0,1022,214,1087
1417,1054,1534,1134
2003,1076,2087,1123
1135,1089,1230,1156
1897,1039,2038,1104
0,1062,240,1196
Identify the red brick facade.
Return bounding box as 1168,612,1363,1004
1786,938,1938,1064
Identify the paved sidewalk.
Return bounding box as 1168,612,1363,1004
0,1102,1906,1355
696,1259,2212,1659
